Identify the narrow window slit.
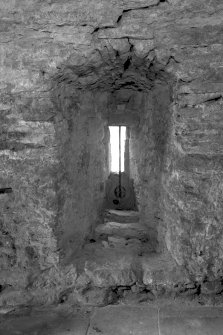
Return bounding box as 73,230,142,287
109,126,126,173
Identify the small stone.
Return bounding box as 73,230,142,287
102,241,109,248
146,291,155,301
0,289,32,307
79,287,117,307
131,284,141,293
185,283,196,289
123,288,132,297
177,287,198,297
131,283,146,293
0,306,15,314
152,286,166,298
108,236,127,246
201,280,223,295
75,273,91,289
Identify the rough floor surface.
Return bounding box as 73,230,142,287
65,208,188,307
1,304,223,335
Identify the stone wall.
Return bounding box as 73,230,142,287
163,83,223,282
129,84,172,249
53,89,109,261
0,92,60,304
0,0,223,304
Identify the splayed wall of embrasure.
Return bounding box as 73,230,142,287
129,83,173,250
52,89,110,260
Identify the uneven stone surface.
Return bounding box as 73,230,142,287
1,304,223,335
141,253,188,288
0,0,223,307
88,305,158,335
96,208,157,253
0,306,90,335
159,306,223,335
73,242,139,288
95,221,151,240
62,240,193,307
104,209,140,223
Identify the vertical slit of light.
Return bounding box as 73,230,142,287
109,126,126,173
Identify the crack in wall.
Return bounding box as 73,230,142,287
92,0,169,35
165,55,180,66
116,0,169,25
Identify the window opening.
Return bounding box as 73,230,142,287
106,126,136,209
109,126,126,173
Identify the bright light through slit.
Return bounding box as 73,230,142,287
109,126,126,173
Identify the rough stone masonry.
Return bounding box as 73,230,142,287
0,0,223,308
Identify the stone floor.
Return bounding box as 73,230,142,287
1,303,223,335
69,209,185,292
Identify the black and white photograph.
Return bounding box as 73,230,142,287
0,0,223,334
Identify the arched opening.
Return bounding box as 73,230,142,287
52,44,174,266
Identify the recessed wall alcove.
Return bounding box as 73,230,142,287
52,46,174,262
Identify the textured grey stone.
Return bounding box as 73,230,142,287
104,209,139,223
95,221,150,240
0,0,223,305
159,306,223,335
0,307,90,335
88,305,158,335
